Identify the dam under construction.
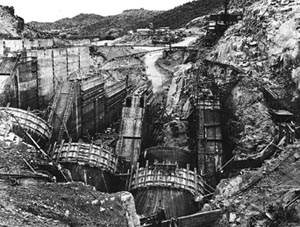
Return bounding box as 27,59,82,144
3,0,300,226
1,22,298,227
0,37,228,226
1,28,291,227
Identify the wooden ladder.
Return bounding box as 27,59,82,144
57,82,76,142
47,83,63,124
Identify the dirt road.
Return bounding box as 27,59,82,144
143,36,198,92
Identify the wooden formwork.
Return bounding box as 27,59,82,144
52,142,117,173
197,93,223,187
0,107,52,145
130,164,204,196
130,163,205,219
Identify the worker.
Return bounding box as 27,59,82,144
170,217,177,227
154,200,166,227
58,164,73,182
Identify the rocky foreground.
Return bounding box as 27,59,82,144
0,140,140,227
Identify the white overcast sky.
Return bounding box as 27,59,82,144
1,0,193,22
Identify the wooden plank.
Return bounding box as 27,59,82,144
52,142,117,173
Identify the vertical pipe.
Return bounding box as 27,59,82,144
33,57,39,109
144,160,148,187
224,0,229,27
16,70,21,108
95,98,99,132
66,48,69,76
78,47,81,71
52,50,55,94
56,139,65,164
128,164,134,190
51,141,57,157
194,168,198,194
135,162,140,187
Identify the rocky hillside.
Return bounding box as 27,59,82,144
0,5,51,38
28,9,163,37
155,0,300,225
205,0,300,225
152,0,224,29
206,0,300,158
28,0,228,37
0,5,24,38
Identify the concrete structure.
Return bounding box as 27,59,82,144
30,46,91,107
80,75,106,135
48,80,80,141
0,38,90,56
115,82,153,171
0,54,39,109
47,75,129,142
104,79,128,128
196,89,223,188
0,39,56,55
0,45,91,109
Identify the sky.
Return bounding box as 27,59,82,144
1,0,193,22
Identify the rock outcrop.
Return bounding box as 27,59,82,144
0,5,24,37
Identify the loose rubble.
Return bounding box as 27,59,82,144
0,134,140,227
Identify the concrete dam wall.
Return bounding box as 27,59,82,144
30,46,91,107
0,43,91,109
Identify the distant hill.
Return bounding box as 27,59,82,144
80,9,162,36
2,0,246,39
152,0,224,29
28,9,163,37
29,14,105,31
27,0,229,38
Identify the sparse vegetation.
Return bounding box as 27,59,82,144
28,9,163,37
27,0,225,38
152,0,223,29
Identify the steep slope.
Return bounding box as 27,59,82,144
0,5,24,38
0,5,50,38
214,143,300,226
155,0,300,225
207,0,300,158
152,0,223,29
203,0,300,225
229,0,261,9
